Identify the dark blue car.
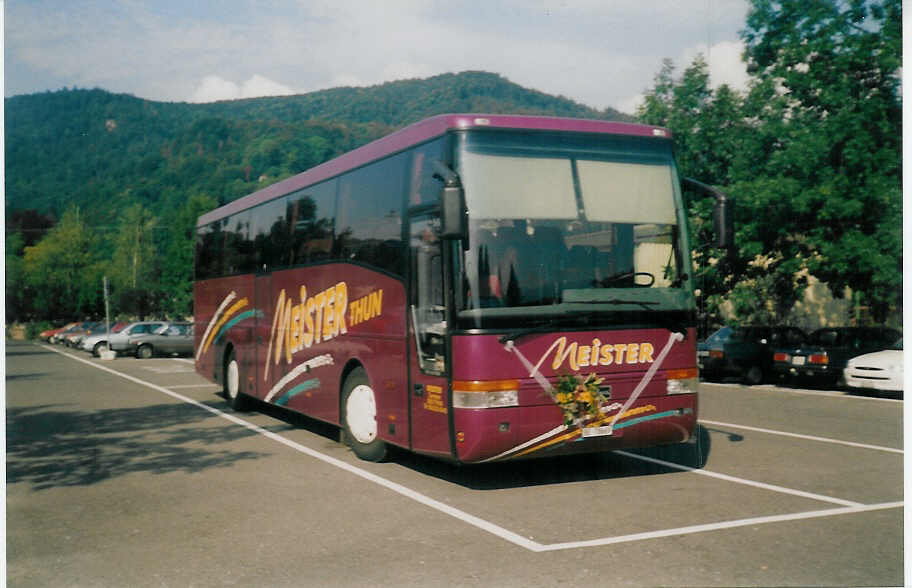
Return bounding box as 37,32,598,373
700,325,807,385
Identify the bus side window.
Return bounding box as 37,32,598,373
337,153,407,275
249,198,289,273
196,223,223,280
409,138,447,207
287,178,336,266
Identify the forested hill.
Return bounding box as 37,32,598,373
192,71,628,127
6,71,628,224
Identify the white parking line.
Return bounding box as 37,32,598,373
538,501,903,551
40,343,903,552
700,419,903,454
702,382,903,403
39,345,540,552
616,450,862,507
142,365,195,374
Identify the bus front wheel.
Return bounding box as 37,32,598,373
342,367,387,462
224,350,251,411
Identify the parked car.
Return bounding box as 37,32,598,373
698,326,730,377
773,326,902,388
81,321,169,357
844,338,903,393
129,323,194,358
40,322,78,342
63,321,106,348
71,322,128,350
51,321,94,345
700,325,807,384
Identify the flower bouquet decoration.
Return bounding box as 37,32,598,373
551,373,608,427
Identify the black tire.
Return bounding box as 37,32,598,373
341,367,387,462
223,350,251,411
136,344,154,359
92,341,107,358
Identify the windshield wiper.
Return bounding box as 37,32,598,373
570,298,660,311
594,271,656,288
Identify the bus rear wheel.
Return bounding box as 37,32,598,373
224,350,251,411
342,367,387,462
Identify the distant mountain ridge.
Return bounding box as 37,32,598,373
191,71,629,126
5,70,631,223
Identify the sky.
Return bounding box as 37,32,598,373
5,0,752,114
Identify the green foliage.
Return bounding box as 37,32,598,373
638,0,901,326
158,193,217,317
6,71,625,321
21,206,103,319
6,231,28,320
637,57,751,326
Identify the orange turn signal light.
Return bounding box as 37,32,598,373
452,379,520,392
667,367,699,380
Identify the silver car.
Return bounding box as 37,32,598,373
129,323,194,358
82,321,169,357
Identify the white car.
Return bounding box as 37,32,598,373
844,338,903,393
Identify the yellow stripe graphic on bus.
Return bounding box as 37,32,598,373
201,297,249,356
195,291,237,361
511,405,658,459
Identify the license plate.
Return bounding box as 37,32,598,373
792,356,806,366
581,425,614,438
698,350,709,358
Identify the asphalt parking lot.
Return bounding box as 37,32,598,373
6,339,904,587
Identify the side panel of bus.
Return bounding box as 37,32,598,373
244,265,409,444
194,275,257,394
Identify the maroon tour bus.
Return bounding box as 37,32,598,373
194,114,730,463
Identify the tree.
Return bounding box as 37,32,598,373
739,0,902,322
637,56,748,328
158,193,217,317
22,206,103,319
109,203,160,317
6,232,28,321
638,0,902,327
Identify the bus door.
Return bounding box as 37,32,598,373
408,215,451,457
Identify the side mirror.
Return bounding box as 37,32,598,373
441,184,468,241
713,195,734,249
433,161,467,242
682,177,734,250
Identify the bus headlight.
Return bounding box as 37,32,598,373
453,380,520,408
666,368,699,395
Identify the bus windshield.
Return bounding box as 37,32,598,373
455,130,691,328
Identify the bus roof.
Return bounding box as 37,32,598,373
197,114,671,227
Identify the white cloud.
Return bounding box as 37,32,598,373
191,75,240,103
190,74,296,103
613,39,750,114
240,75,296,99
6,0,752,111
682,40,750,91
615,93,645,116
